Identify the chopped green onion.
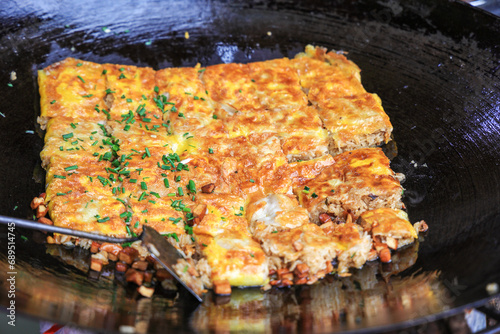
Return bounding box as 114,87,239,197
62,133,74,140
138,192,147,201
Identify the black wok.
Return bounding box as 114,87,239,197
0,0,499,333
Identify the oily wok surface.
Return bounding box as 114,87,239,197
0,0,499,332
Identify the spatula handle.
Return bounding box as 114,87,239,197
0,215,139,243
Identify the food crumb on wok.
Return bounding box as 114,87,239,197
486,282,498,295
33,44,428,297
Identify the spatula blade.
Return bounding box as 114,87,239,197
140,225,204,302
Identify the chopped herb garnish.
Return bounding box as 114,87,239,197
102,69,107,75
53,175,66,179
311,193,318,198
208,148,214,154
165,233,179,242
249,179,255,183
64,165,78,171
82,94,93,98
188,180,196,193
77,75,85,83
177,187,184,196
62,132,74,140
138,192,147,201
50,100,57,104
97,217,110,223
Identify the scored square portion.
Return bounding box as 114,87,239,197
247,194,310,240
192,134,292,198
224,106,329,162
48,192,128,236
291,44,363,97
192,194,269,287
202,58,307,113
40,117,110,171
317,93,392,155
320,222,372,276
102,64,160,122
202,63,259,114
127,197,192,246
156,66,225,137
359,208,418,250
296,147,403,223
292,45,393,156
38,58,107,127
247,58,308,110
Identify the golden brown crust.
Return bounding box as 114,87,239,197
296,148,403,223
37,45,421,291
39,58,107,124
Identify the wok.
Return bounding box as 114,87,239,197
0,0,499,332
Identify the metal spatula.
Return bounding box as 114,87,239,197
0,215,204,302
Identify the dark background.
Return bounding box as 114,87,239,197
0,0,499,333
